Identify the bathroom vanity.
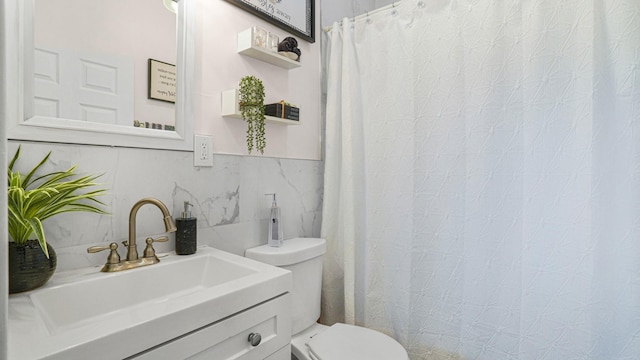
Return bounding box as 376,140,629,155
131,294,291,359
8,246,292,359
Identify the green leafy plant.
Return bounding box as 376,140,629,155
238,75,266,154
7,146,108,258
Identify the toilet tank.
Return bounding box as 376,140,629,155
245,238,326,334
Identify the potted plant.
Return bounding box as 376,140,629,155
238,75,266,154
7,146,108,293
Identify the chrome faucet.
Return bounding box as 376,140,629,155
88,197,177,272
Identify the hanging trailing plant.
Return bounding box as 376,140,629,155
238,75,266,154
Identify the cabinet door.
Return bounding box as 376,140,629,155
264,345,291,360
131,294,291,360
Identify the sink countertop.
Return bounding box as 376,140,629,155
8,246,292,360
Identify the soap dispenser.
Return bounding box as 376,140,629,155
265,193,283,247
176,201,197,255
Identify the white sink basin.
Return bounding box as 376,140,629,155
8,246,291,360
31,252,257,332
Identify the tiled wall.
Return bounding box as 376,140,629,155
8,141,323,272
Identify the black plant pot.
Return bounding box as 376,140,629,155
8,240,57,294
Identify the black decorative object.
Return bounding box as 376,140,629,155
175,201,197,255
265,102,299,121
277,37,301,61
175,218,197,255
9,240,57,294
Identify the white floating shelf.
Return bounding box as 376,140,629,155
221,89,300,126
237,28,301,70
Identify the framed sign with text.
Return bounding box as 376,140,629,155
148,59,176,103
225,0,315,43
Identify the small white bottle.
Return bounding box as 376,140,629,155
265,193,283,247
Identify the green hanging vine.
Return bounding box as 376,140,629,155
238,76,266,154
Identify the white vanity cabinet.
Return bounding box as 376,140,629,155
131,293,291,360
8,247,292,360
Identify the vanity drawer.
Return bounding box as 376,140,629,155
131,293,291,360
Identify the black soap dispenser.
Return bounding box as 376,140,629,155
176,201,197,255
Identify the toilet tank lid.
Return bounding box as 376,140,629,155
245,237,326,266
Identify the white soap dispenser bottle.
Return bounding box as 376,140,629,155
265,193,283,247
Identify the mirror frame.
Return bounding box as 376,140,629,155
5,0,194,151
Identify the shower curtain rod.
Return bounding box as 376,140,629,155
322,1,401,32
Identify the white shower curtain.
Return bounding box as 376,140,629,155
321,1,640,359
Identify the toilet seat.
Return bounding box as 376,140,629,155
305,323,408,360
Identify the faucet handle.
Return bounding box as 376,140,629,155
87,242,121,265
143,236,168,258
154,236,169,243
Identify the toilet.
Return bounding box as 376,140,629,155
245,237,409,360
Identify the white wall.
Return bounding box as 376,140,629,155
193,0,322,160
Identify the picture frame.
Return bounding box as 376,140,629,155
224,0,315,43
148,59,176,103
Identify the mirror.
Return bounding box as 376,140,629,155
6,0,194,151
33,0,177,130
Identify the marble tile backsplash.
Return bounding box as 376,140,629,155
8,141,323,271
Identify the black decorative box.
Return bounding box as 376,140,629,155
264,103,299,121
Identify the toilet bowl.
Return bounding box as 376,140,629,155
245,237,408,360
293,322,408,360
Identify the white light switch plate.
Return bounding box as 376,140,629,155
194,135,213,167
